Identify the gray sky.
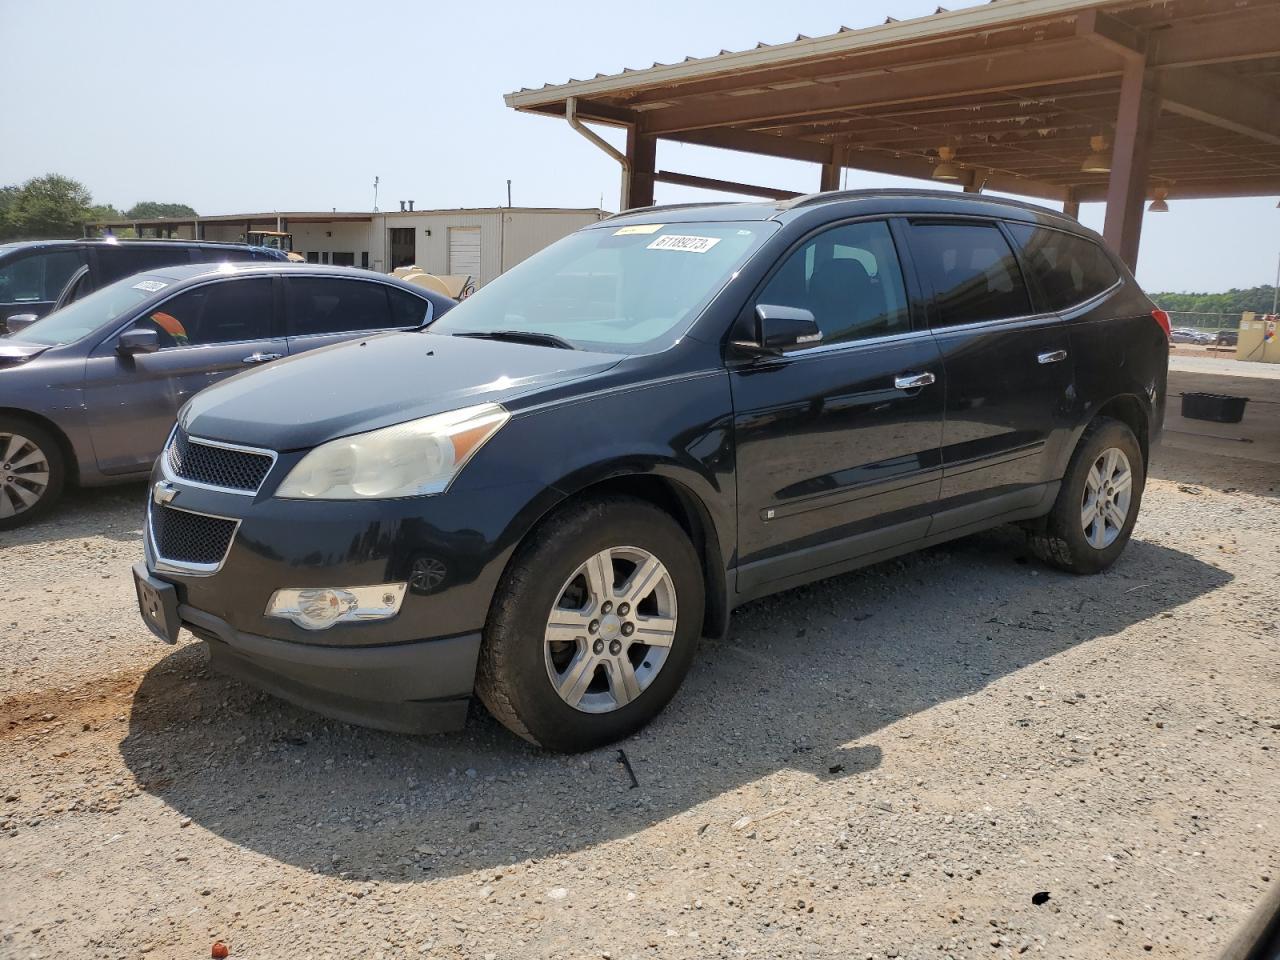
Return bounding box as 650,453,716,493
3,0,1277,293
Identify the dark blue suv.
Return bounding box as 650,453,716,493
132,190,1169,752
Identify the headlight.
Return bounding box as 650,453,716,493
275,403,508,500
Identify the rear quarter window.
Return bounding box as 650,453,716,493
1008,224,1120,311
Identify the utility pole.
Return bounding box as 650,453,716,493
506,179,512,208
372,176,380,213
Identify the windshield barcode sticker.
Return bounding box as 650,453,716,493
132,280,168,292
647,234,721,254
614,224,663,236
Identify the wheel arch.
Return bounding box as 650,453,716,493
496,469,731,641
1092,393,1150,471
0,407,79,485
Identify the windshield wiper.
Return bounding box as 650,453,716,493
454,330,577,350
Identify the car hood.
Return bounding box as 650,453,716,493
0,339,49,369
181,331,624,450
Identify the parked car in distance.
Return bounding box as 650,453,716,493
1169,327,1200,343
0,238,289,330
1215,329,1239,347
132,189,1168,752
0,262,453,528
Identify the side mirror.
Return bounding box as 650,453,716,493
735,304,822,356
4,314,38,336
117,328,160,355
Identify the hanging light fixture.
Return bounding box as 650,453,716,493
1148,188,1170,213
1081,134,1111,174
932,146,962,181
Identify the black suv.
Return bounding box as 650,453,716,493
133,190,1169,752
0,238,288,328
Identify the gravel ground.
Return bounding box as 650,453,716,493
1,442,1276,960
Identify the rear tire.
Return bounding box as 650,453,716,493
476,495,704,752
0,416,66,531
1028,417,1144,574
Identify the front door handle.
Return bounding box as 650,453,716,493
242,352,284,365
894,371,936,391
1037,349,1068,365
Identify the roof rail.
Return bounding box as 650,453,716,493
779,187,1064,217
601,201,733,221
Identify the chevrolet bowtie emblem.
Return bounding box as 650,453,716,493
152,480,178,505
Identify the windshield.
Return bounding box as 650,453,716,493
429,221,775,352
14,274,172,346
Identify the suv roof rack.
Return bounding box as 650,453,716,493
600,201,733,222
778,188,1064,217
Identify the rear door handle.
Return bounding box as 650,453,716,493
894,371,936,390
1037,349,1068,365
242,352,284,365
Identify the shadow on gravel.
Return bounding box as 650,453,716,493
121,531,1230,882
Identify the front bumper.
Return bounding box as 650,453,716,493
184,604,480,734
138,462,557,734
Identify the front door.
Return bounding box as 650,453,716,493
82,275,282,475
731,219,945,597
905,219,1074,533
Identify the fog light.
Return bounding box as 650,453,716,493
266,583,407,630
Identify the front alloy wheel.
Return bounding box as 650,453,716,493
477,496,704,752
0,419,65,530
545,546,678,714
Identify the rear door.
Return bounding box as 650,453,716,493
284,275,431,356
0,247,88,323
731,218,945,596
82,275,282,474
906,219,1074,533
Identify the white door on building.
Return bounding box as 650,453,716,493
448,226,482,281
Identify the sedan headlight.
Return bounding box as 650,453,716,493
275,403,509,500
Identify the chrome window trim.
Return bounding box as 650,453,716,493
161,429,279,496
147,500,241,577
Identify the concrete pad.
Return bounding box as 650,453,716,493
1161,357,1280,469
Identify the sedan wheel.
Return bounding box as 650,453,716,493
0,431,52,521
544,545,678,714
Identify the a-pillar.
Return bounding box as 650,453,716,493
1103,54,1159,270
624,126,656,210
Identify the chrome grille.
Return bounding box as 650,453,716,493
150,504,238,570
166,429,274,493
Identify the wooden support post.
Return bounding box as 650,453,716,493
963,167,987,193
1103,55,1158,270
820,144,843,192
624,126,657,210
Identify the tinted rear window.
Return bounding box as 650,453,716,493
909,222,1031,326
1008,224,1121,311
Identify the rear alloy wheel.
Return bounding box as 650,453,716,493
1028,417,1144,574
0,420,65,530
477,496,704,752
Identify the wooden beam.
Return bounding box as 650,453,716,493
1151,8,1280,68
625,126,657,209
644,41,1121,136
654,170,801,201
1160,67,1280,148
1103,57,1158,270
1075,9,1145,62
820,144,843,192
663,127,832,164
1075,174,1280,202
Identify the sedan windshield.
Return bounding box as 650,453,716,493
429,221,775,352
14,274,171,346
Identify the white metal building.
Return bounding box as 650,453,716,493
90,207,608,288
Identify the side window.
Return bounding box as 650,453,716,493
286,277,394,336
99,245,190,282
387,287,430,327
909,222,1031,326
0,250,86,304
1008,224,1120,311
757,220,910,345
195,246,254,263
133,277,273,348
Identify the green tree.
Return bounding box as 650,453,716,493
1150,285,1278,317
125,201,198,219
85,203,124,222
2,174,93,240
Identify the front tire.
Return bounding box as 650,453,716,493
1028,417,1144,574
0,416,66,531
476,496,704,752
